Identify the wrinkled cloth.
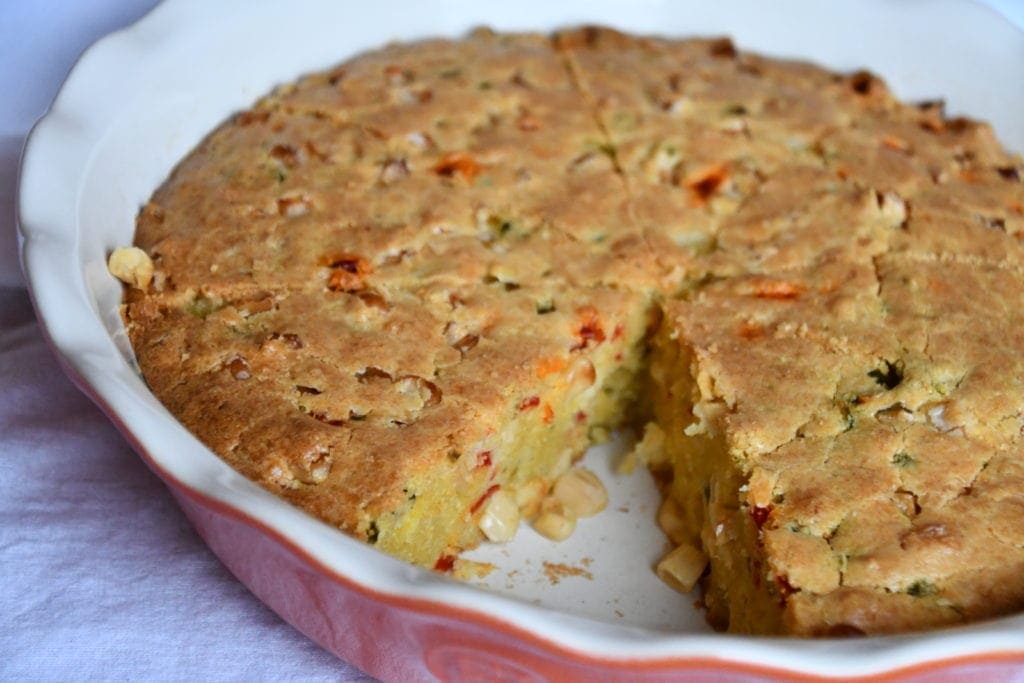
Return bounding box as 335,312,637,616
2,3,370,677
0,288,371,681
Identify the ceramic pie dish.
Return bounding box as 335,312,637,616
18,0,1024,679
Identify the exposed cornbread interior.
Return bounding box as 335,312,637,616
120,26,1024,634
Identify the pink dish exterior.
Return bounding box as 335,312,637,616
18,0,1024,679
171,488,1024,683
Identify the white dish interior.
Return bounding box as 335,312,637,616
19,0,1024,675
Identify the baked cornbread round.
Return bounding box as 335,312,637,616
118,26,1024,636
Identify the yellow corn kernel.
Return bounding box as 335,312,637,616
621,422,667,473
550,447,575,479
478,490,520,543
657,496,688,545
656,544,708,594
533,499,577,541
514,477,548,520
107,246,154,290
552,467,607,518
568,357,596,391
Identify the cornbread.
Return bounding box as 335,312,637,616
117,26,1024,635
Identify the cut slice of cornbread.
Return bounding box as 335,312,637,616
650,249,1024,634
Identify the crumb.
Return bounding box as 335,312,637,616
453,559,496,580
542,561,594,585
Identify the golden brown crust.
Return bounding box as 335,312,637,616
125,26,1024,634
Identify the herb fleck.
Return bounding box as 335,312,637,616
892,451,914,467
907,579,937,597
868,359,904,390
185,295,221,319
486,215,515,237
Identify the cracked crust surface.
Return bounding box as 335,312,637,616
123,26,1024,634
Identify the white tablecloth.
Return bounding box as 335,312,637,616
2,1,1021,680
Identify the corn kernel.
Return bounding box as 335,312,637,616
533,499,576,541
568,357,596,390
514,477,547,519
107,246,154,290
878,190,907,225
622,422,667,473
656,544,708,594
657,496,688,545
551,447,574,479
552,467,607,518
478,490,519,543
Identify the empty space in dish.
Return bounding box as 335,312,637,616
463,432,706,631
